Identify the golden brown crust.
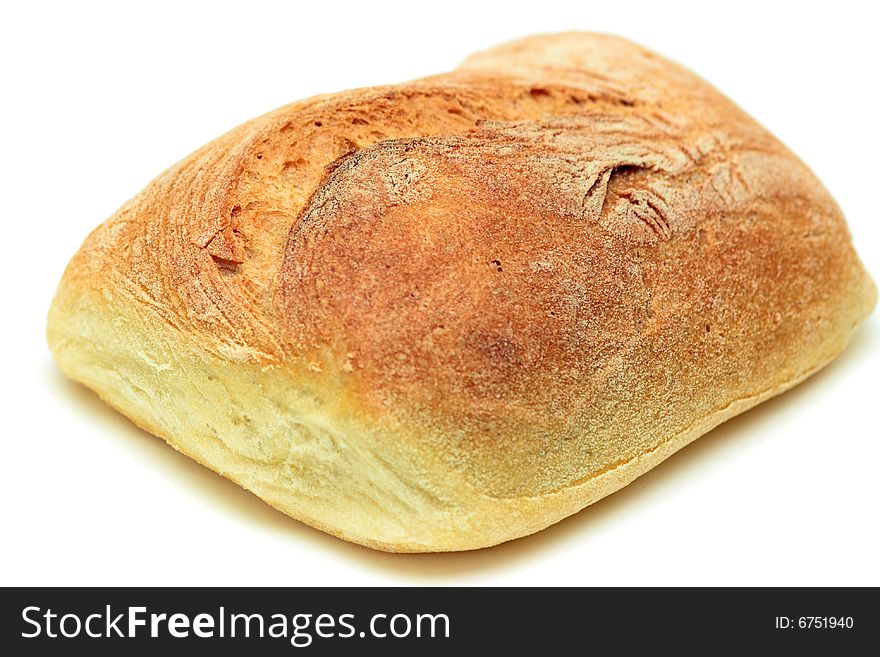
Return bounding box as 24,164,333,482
48,33,876,550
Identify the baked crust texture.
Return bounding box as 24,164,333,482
48,33,876,551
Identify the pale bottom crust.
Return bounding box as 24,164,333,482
51,295,864,553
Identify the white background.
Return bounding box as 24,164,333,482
2,0,878,586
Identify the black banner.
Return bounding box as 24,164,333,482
1,587,875,654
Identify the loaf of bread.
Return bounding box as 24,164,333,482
48,33,875,552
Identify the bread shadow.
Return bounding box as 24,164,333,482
47,318,876,581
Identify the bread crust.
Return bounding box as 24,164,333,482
48,33,876,551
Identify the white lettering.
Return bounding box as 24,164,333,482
21,607,41,638
128,606,146,637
